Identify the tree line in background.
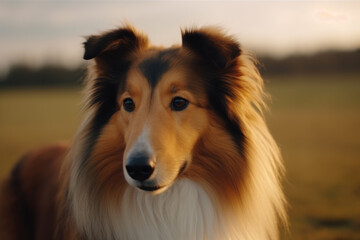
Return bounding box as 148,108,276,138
0,65,86,87
259,49,360,76
0,49,359,88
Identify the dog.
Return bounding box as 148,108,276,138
1,25,286,240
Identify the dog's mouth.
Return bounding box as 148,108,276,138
137,162,189,193
178,161,188,176
138,185,164,192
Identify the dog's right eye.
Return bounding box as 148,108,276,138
123,98,135,112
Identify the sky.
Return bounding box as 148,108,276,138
1,1,360,75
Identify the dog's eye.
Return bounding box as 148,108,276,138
123,98,135,112
170,97,189,111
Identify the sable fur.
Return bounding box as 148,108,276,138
1,25,286,240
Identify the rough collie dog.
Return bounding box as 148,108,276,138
1,25,286,240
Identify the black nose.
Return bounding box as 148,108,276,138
126,154,154,181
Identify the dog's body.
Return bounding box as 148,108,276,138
1,25,286,240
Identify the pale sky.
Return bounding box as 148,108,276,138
1,1,360,75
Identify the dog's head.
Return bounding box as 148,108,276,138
83,25,243,194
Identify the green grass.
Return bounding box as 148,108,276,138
1,75,360,239
0,88,82,177
265,75,360,239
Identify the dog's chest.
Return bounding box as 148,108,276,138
111,179,220,240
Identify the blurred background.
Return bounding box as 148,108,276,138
0,1,359,239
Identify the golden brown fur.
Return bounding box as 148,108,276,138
1,25,286,240
1,144,69,240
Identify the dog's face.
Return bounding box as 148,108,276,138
83,26,242,194
118,50,209,193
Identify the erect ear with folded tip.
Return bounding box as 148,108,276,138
83,26,148,61
181,27,241,69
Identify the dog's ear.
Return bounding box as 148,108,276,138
83,26,148,61
181,27,241,68
82,26,148,122
183,27,245,147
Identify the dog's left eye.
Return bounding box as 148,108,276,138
123,98,135,112
170,97,189,111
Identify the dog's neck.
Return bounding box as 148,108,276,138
101,179,247,240
113,179,219,239
72,177,273,240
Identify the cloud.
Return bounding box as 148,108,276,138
316,11,348,22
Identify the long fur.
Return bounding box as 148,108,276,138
1,25,286,240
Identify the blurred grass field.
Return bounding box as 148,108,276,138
266,75,360,239
1,74,360,239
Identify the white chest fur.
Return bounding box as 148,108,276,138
110,179,222,240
